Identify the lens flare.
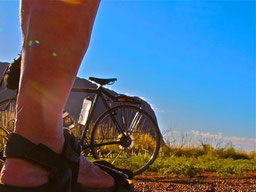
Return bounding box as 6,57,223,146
28,40,34,47
35,40,40,44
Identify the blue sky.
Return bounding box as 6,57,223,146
0,1,255,145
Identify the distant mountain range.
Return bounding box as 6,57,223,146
0,62,156,122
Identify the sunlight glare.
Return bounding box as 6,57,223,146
60,0,82,5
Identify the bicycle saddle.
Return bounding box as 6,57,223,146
89,77,117,85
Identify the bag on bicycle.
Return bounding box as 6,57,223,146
3,54,21,90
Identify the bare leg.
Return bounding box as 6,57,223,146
1,0,114,188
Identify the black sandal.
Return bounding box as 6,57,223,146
0,129,134,192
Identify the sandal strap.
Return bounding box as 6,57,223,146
5,133,66,169
62,129,81,184
4,129,81,188
93,162,134,192
93,160,134,179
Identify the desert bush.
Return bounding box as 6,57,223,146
148,155,256,177
148,156,200,177
215,159,256,176
217,147,250,160
171,147,204,158
248,151,256,160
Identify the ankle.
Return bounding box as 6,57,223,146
14,131,65,153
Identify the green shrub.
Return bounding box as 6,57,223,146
217,147,249,160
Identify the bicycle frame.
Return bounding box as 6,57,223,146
71,86,129,149
0,80,160,175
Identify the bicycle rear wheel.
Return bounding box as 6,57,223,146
91,105,161,175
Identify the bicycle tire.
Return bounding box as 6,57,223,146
90,105,161,175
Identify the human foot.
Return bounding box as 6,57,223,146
0,134,114,189
0,156,114,188
0,158,49,187
77,155,115,189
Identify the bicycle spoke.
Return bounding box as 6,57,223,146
111,150,122,164
129,112,143,132
123,147,132,158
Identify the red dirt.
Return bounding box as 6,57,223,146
133,173,256,192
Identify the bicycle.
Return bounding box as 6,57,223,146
0,77,162,175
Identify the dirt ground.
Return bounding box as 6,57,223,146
133,173,256,192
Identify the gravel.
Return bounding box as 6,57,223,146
134,173,256,192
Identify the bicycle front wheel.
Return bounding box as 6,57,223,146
91,105,161,175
